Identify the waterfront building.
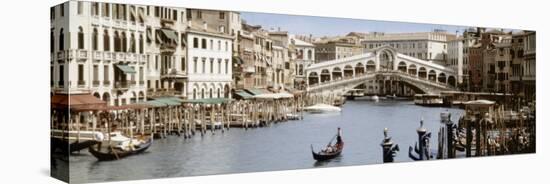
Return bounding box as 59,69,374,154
361,31,452,65
447,35,464,85
494,35,512,93
523,31,536,102
234,29,255,90
51,1,154,106
185,23,233,99
291,35,315,90
269,31,297,89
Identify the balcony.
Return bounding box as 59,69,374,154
244,66,255,73
115,81,129,89
77,80,86,87
160,43,177,53
130,80,137,86
103,81,111,86
92,80,100,87
77,50,88,60
147,88,181,98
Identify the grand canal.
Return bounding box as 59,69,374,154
65,100,464,183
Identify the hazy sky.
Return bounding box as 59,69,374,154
241,12,470,37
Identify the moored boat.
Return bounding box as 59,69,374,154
88,135,152,161
303,104,342,113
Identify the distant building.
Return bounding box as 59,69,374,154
314,40,362,62
361,32,452,65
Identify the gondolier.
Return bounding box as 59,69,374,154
312,127,345,161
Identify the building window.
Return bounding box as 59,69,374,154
193,89,196,99
102,3,110,17
93,65,99,83
219,12,225,19
218,59,222,74
78,64,84,84
210,58,214,73
225,59,229,74
77,1,83,15
201,39,207,49
173,9,177,21
103,29,111,51
201,88,205,99
92,28,98,50
193,57,198,73
139,34,143,54
58,29,65,50
104,65,109,84
193,37,198,48
121,32,127,52
139,67,144,83
60,3,64,17
78,27,84,49
181,57,185,71
210,39,213,50
225,41,228,51
202,58,206,73
218,40,221,50
50,31,54,53
197,10,202,19
130,33,136,53
91,2,99,16
59,65,64,86
50,7,55,20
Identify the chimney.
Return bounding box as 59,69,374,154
203,21,208,31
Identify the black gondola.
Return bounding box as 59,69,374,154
311,128,344,161
88,137,152,161
311,141,344,161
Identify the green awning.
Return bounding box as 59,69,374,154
233,56,243,65
245,88,270,96
141,97,183,107
115,64,136,74
235,91,253,99
153,97,183,106
160,29,178,41
183,98,232,104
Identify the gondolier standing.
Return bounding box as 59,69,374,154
336,127,343,144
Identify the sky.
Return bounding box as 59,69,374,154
241,12,471,37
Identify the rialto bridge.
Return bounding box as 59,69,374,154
305,46,458,95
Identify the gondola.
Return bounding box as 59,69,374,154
311,128,344,161
311,141,344,161
88,137,152,161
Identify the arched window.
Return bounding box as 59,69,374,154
130,33,136,53
137,34,143,54
209,88,213,98
193,88,197,99
78,27,84,49
201,38,207,49
50,31,54,53
92,28,98,51
307,50,312,60
59,29,64,50
121,32,127,52
114,31,120,52
201,88,205,99
217,88,221,98
103,29,110,51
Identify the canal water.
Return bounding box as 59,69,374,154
64,100,464,183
